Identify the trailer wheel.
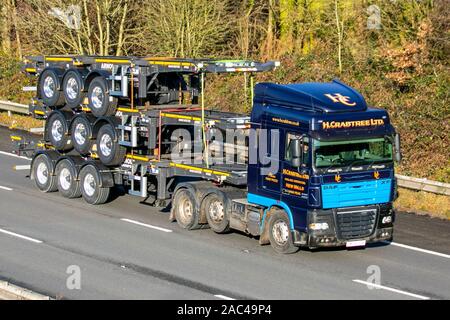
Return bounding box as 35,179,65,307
56,160,81,198
87,76,118,117
268,210,299,254
96,123,126,166
39,69,65,107
172,189,200,230
79,165,110,205
46,112,73,152
32,154,58,193
71,116,93,155
63,70,85,109
203,193,230,233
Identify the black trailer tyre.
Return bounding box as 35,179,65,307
203,193,230,233
87,76,118,117
96,123,126,166
63,70,85,108
32,154,58,193
46,112,73,152
79,165,110,205
71,116,93,155
268,210,299,254
39,69,65,107
173,189,200,230
56,160,81,198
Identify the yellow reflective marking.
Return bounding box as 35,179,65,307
34,110,45,115
10,136,22,141
45,57,73,62
169,162,230,177
126,154,150,162
95,59,130,64
25,68,36,72
118,107,139,113
161,113,201,121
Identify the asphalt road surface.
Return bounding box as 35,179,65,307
0,127,449,300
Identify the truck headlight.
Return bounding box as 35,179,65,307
382,216,392,224
309,222,329,231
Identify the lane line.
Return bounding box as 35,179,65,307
0,150,31,160
120,218,173,233
214,294,236,300
0,227,43,244
384,241,450,259
13,165,31,171
0,186,13,191
353,280,430,300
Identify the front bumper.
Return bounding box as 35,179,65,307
295,204,395,248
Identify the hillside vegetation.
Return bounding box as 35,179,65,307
0,0,448,182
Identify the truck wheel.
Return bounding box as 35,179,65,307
46,112,73,152
39,69,65,107
63,70,85,109
96,123,126,166
268,210,299,254
87,76,118,117
71,116,93,155
56,159,81,198
203,193,230,233
172,189,200,230
32,153,58,193
79,165,110,205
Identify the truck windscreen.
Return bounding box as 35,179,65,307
314,137,393,168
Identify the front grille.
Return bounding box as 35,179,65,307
335,208,377,240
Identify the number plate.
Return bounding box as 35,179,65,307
346,240,366,248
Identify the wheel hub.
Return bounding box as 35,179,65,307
83,173,96,196
99,133,112,157
36,162,48,185
74,123,87,145
43,76,55,98
272,220,289,245
178,195,193,224
59,167,71,190
66,77,79,100
209,200,224,222
91,86,104,109
51,119,63,142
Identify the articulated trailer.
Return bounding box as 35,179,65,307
17,55,401,253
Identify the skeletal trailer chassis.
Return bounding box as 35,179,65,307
20,56,278,208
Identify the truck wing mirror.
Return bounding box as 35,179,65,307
394,133,402,163
290,138,301,168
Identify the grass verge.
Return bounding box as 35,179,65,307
0,111,43,131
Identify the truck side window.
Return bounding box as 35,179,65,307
285,133,309,166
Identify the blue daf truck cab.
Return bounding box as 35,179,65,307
246,79,401,253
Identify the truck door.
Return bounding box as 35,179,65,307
258,124,282,198
281,133,310,213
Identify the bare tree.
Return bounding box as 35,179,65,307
141,0,231,58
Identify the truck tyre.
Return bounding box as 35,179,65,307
63,70,85,109
39,69,65,107
56,159,81,198
32,153,58,193
71,116,93,155
87,76,118,117
96,123,126,166
268,209,299,254
172,188,201,230
203,192,230,234
79,165,110,205
46,112,73,152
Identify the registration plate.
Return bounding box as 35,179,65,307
346,240,366,248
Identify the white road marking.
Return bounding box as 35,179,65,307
0,186,13,191
0,228,43,244
0,150,31,160
385,241,450,259
353,280,430,300
13,165,31,170
121,218,173,233
214,294,236,300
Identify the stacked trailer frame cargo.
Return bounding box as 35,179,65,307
20,55,279,237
